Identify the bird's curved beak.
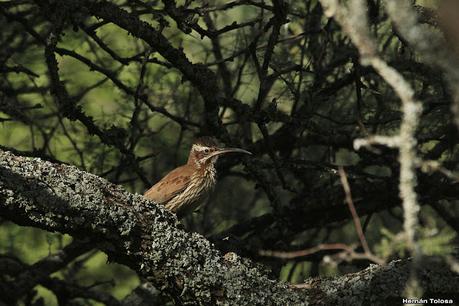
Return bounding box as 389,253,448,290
209,147,252,158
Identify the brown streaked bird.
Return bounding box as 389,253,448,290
144,137,251,217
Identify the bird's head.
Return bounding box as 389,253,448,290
187,136,251,168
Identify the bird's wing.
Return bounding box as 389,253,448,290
144,165,193,205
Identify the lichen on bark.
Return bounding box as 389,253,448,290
1,149,457,305
0,149,307,305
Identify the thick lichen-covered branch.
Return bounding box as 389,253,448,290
0,150,457,305
305,258,458,305
0,149,305,305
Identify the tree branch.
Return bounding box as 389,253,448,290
1,149,457,304
0,149,305,304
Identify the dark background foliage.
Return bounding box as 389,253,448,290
0,0,457,304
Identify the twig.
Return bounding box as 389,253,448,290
260,243,385,265
260,243,351,259
338,167,370,254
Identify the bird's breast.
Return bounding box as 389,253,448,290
164,167,217,215
191,167,217,196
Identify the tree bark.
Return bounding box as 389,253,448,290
0,150,457,305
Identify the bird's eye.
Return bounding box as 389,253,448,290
204,149,210,153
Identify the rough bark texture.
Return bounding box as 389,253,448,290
306,259,459,305
0,149,304,305
0,149,457,305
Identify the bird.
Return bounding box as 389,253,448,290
144,137,251,217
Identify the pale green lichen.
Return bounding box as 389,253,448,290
3,150,455,305
0,150,308,305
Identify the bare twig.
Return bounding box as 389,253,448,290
260,243,385,265
338,167,370,254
